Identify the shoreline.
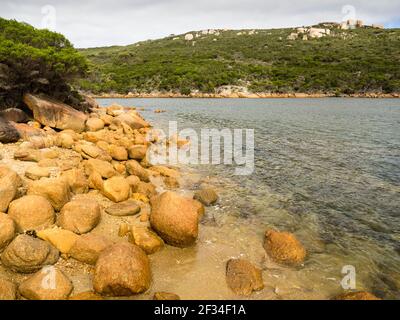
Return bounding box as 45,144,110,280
90,92,400,99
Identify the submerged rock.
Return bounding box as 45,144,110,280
263,230,306,266
105,200,141,216
194,188,219,206
19,267,73,300
23,94,87,133
93,242,151,296
1,235,59,273
150,191,199,247
0,277,17,300
8,195,55,232
57,199,101,234
226,259,264,296
0,213,15,252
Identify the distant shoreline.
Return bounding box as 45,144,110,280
90,92,400,99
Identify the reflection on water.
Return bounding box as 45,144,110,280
98,98,400,299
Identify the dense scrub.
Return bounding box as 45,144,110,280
79,25,400,95
0,18,88,110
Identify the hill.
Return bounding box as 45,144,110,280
79,23,400,96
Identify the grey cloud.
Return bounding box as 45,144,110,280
1,0,399,48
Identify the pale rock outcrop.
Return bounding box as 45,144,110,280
23,94,87,133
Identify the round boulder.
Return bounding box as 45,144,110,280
150,191,199,247
86,118,105,132
263,229,306,266
226,259,264,296
1,234,59,273
8,195,55,232
93,242,151,296
27,178,71,211
57,199,101,234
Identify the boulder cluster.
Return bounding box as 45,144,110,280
0,93,380,300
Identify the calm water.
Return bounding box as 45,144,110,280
98,98,400,299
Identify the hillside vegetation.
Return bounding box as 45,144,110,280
0,18,88,109
79,24,400,96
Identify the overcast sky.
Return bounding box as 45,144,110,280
1,0,399,48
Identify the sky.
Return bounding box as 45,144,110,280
1,0,399,48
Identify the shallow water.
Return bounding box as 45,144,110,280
98,98,400,299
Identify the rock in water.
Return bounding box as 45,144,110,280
1,235,59,273
194,188,219,206
263,230,306,266
23,94,87,133
19,267,73,300
150,191,199,247
69,234,113,265
0,166,20,212
93,242,151,296
57,199,101,234
0,213,15,251
0,117,20,143
27,178,71,211
333,291,381,300
0,277,17,300
226,259,264,296
102,176,130,203
105,200,141,216
8,195,55,232
153,292,181,300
